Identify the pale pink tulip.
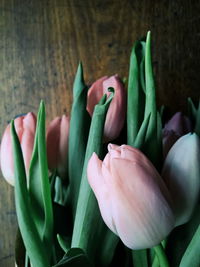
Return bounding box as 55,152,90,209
163,112,192,157
87,75,126,141
162,133,200,226
46,115,70,179
0,112,36,186
87,144,174,250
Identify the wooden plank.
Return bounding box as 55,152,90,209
0,0,199,266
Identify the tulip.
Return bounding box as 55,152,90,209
46,115,70,179
162,130,180,158
86,75,126,141
162,112,192,157
162,133,200,226
0,112,36,186
87,144,174,250
164,112,192,136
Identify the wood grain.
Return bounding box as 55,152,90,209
0,0,199,266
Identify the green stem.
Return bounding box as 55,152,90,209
153,244,169,267
25,252,29,267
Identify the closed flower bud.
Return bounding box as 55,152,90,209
46,115,70,179
163,112,192,157
86,75,126,142
162,130,180,158
0,112,36,186
87,144,174,250
164,112,192,136
162,133,200,226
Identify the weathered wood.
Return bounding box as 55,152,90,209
0,0,200,266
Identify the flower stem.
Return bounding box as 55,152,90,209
25,252,29,267
153,243,169,267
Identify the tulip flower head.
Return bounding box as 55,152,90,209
0,112,36,186
87,75,126,142
163,112,192,157
162,133,200,226
87,144,174,250
46,115,70,179
164,112,192,136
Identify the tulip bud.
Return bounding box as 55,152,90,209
162,129,180,158
87,75,126,141
164,112,192,136
162,112,192,157
162,133,200,226
0,112,36,186
46,115,70,179
87,144,174,250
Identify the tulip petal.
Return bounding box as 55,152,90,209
58,115,70,177
87,153,117,234
162,129,180,158
0,114,35,186
103,75,126,141
46,117,61,170
87,75,126,141
0,124,15,185
106,158,174,249
21,113,36,174
86,76,108,116
162,133,200,226
164,112,192,136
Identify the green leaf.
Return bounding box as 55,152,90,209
71,92,114,263
132,250,148,267
180,223,200,267
28,101,54,255
194,100,200,136
127,40,145,146
134,113,151,149
97,228,119,267
53,248,92,267
144,31,156,119
156,111,163,169
15,228,25,267
68,62,91,218
139,41,146,93
160,105,165,120
11,120,50,267
151,240,167,267
57,234,71,253
187,97,197,124
165,203,200,267
142,31,162,169
54,176,69,206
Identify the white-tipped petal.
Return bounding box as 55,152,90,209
162,133,200,226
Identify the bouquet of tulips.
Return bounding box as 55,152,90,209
1,31,200,267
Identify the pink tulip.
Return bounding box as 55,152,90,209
87,75,126,141
0,112,36,186
163,112,192,157
87,144,174,250
46,115,70,179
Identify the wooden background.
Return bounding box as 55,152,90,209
0,0,199,266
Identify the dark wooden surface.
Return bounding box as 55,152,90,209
0,0,200,266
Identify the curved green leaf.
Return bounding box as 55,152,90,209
28,101,54,255
71,92,114,263
179,222,200,267
53,248,92,267
11,120,50,267
127,40,145,146
68,62,91,218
